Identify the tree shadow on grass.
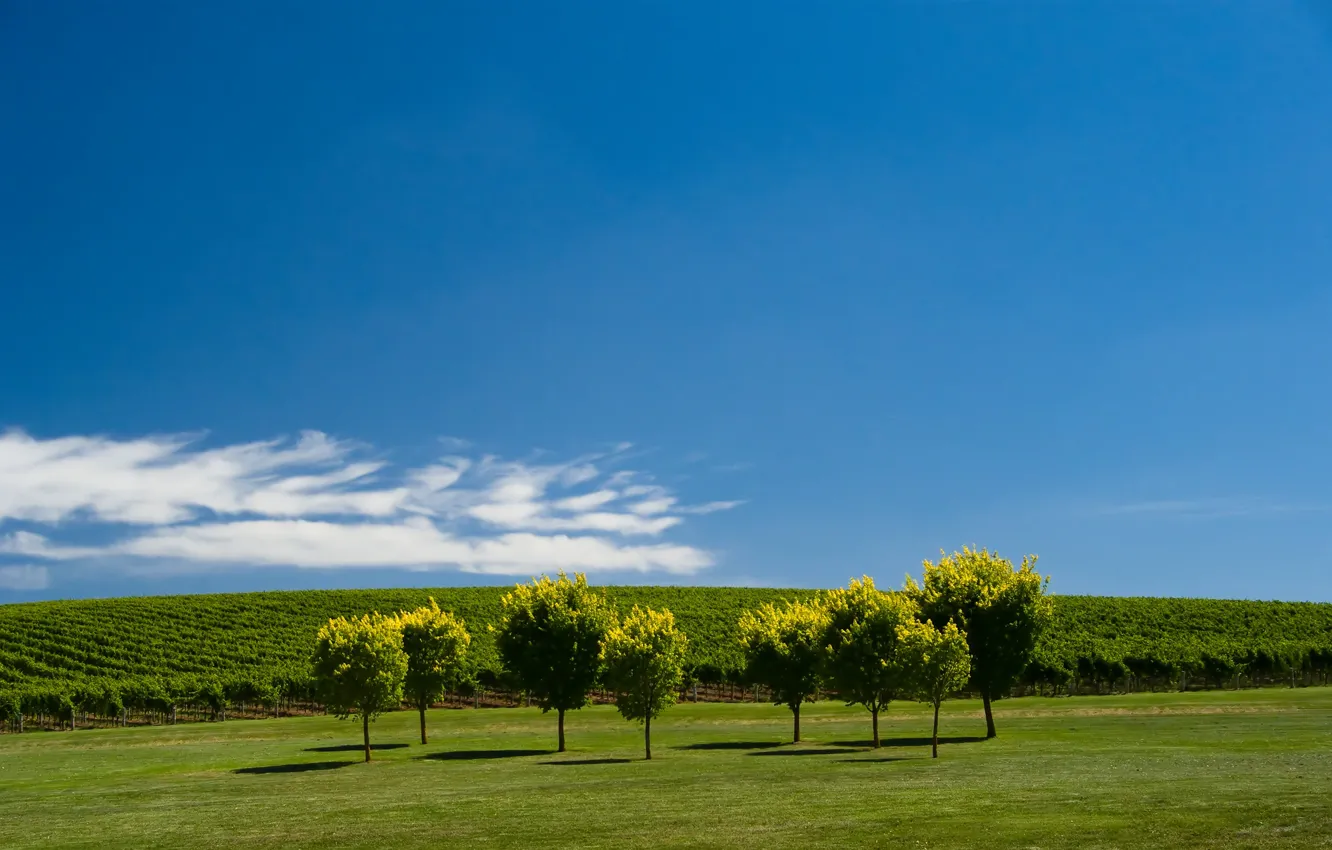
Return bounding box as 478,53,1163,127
747,747,848,757
420,748,556,762
539,758,633,766
234,761,355,775
835,756,914,764
674,741,782,751
304,743,410,753
829,736,987,749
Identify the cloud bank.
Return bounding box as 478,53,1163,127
0,430,740,579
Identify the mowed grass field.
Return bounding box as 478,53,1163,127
2,689,1330,849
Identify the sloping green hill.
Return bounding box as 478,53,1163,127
0,587,817,690
2,588,1331,701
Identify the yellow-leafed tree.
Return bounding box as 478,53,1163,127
737,599,828,743
495,572,617,752
898,619,971,758
312,612,408,762
907,547,1050,738
820,577,920,748
601,606,688,760
398,599,471,745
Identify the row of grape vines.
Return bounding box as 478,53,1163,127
3,588,1331,730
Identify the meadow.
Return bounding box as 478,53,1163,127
3,687,1330,849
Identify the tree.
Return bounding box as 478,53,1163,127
398,599,471,745
494,572,616,753
820,577,919,748
312,612,408,762
898,620,971,758
601,606,688,760
908,547,1050,738
737,599,827,743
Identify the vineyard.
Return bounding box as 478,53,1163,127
2,587,1332,730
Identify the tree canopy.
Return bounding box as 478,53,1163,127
398,599,471,745
737,598,828,742
601,605,688,759
908,547,1050,738
312,612,408,762
898,619,972,757
820,577,919,747
494,572,617,752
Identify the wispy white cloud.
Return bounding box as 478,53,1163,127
553,490,618,512
0,429,401,523
1092,497,1330,520
0,429,742,579
0,530,102,559
6,521,708,575
630,497,677,516
0,564,48,591
678,500,746,515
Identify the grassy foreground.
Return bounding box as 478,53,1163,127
2,689,1330,849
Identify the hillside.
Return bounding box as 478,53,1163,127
2,588,1331,698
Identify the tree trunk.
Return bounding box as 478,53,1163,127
932,701,941,758
362,713,371,763
792,704,801,743
170,705,176,726
872,707,880,748
982,692,996,739
419,706,428,745
645,715,652,760
558,708,566,752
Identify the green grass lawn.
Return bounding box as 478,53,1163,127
2,688,1330,849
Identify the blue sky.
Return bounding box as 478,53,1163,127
3,2,1332,602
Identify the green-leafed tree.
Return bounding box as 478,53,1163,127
312,612,408,762
494,572,617,753
898,619,972,758
601,606,688,760
907,547,1051,738
398,599,471,745
738,598,828,743
820,577,920,748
